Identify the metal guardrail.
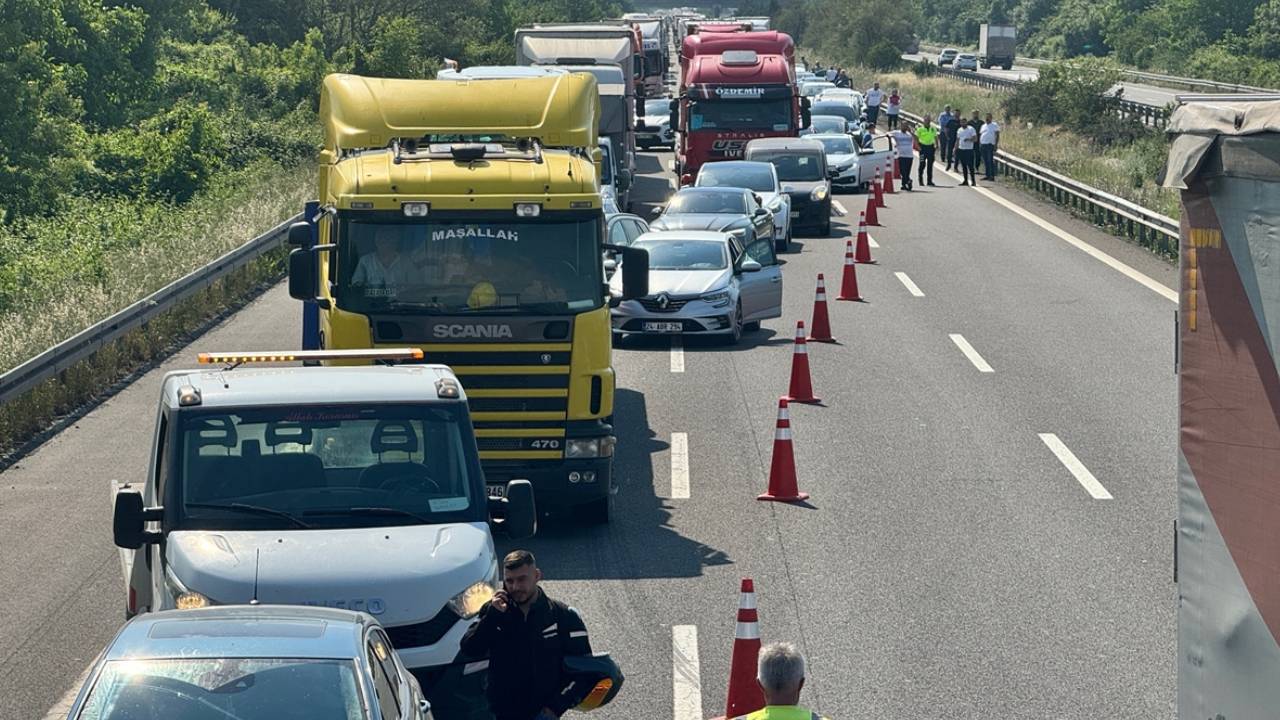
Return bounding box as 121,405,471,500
897,110,1179,255
0,213,301,406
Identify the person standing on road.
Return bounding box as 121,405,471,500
914,114,938,186
979,112,1000,180
886,88,901,129
937,105,953,169
730,642,830,720
955,112,978,186
942,107,962,171
461,551,597,720
892,125,914,190
864,82,884,128
825,66,837,82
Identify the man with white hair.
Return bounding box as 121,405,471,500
732,642,829,720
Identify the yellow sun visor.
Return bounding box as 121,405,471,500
320,73,599,155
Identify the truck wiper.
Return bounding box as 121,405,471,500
305,506,436,525
185,502,312,529
457,302,567,314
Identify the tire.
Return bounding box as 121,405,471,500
723,302,744,345
576,494,612,525
744,321,761,332
611,332,625,348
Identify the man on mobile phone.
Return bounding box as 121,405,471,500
461,550,596,720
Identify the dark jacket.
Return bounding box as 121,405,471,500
460,588,594,719
944,114,962,137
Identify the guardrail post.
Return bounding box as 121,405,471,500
301,200,321,351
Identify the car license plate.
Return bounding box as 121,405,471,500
790,211,800,218
644,321,683,333
486,484,506,499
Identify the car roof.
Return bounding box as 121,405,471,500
634,230,731,244
809,133,855,142
810,114,847,122
697,160,775,173
103,606,370,661
746,137,824,152
162,364,463,409
674,186,749,196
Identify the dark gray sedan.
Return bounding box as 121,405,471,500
649,186,774,248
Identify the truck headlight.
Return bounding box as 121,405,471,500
701,290,731,307
448,581,496,619
565,437,616,458
811,186,829,201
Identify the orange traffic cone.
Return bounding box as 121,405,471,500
883,157,896,194
864,192,880,226
837,240,863,302
758,399,810,502
783,322,820,404
873,167,887,209
855,213,875,264
723,578,766,716
808,274,835,343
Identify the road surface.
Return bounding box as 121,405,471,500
3,150,1180,719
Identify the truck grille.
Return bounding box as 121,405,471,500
384,605,460,649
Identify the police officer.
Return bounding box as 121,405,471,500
461,551,597,720
730,642,829,720
914,114,938,186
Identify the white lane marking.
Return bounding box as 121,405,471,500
671,432,690,499
673,625,703,720
670,336,685,373
949,333,994,372
895,272,925,297
1039,433,1113,499
42,663,94,720
868,234,880,248
940,165,1177,303
832,200,847,216
668,178,676,193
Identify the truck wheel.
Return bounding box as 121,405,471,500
577,494,612,525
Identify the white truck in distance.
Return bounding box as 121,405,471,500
978,23,1016,69
111,348,536,720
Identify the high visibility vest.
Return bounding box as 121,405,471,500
731,705,828,720
915,125,938,146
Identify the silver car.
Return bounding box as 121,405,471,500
808,133,861,190
955,53,979,71
610,230,782,345
66,605,433,719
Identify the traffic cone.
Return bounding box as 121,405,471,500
864,192,880,226
783,321,820,404
808,274,835,343
723,578,766,717
855,213,875,264
836,240,863,302
758,399,810,502
883,157,896,194
873,167,887,209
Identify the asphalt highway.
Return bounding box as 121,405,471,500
2,149,1180,718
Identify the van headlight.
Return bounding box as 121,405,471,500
701,289,731,307
449,581,497,619
811,186,829,201
166,569,211,610
565,437,616,458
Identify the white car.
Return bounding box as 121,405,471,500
815,88,864,113
609,231,782,345
807,133,861,190
800,81,836,98
693,160,793,252
637,98,675,149
938,48,959,65
955,53,979,71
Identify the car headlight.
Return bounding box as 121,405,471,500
701,289,731,307
448,581,497,619
838,162,855,171
565,437,616,459
766,196,785,212
811,186,829,201
727,227,749,239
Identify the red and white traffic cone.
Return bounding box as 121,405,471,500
783,321,820,404
758,399,810,502
855,213,874,264
873,167,887,209
723,578,766,716
883,157,896,194
864,192,880,226
836,240,863,302
808,274,835,343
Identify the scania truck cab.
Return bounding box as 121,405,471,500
288,74,648,524
111,348,536,719
672,32,807,184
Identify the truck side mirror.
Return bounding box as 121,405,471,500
620,246,650,300
288,247,319,301
114,489,162,550
619,168,633,188
286,221,312,247
499,480,537,539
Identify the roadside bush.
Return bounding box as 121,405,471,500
911,58,940,78
1003,57,1148,146
867,40,904,70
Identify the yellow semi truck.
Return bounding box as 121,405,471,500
288,73,648,524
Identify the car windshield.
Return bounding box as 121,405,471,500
634,239,728,270
807,116,846,134
76,658,364,720
335,212,602,315
802,83,834,96
688,97,793,131
176,403,484,530
752,151,824,181
645,99,670,115
696,164,775,192
812,103,855,121
815,136,855,154
666,190,748,214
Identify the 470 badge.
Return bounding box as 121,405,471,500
710,139,748,158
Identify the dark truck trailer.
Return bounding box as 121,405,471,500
1163,98,1280,719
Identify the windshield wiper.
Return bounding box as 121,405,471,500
304,506,436,525
456,301,570,314
185,502,312,529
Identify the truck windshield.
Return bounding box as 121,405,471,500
335,212,603,315
688,98,793,131
176,404,484,530
76,658,363,720
644,49,664,76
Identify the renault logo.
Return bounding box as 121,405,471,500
657,293,671,309
540,353,553,365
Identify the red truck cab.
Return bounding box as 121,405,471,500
671,31,808,184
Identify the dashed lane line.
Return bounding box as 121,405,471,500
868,234,880,249
670,432,690,499
895,271,924,297
1039,433,1113,499
949,333,994,373
670,336,685,373
832,200,847,216
672,625,703,720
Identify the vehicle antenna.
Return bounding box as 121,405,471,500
250,549,261,606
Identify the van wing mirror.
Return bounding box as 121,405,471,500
113,489,162,550
620,246,650,300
